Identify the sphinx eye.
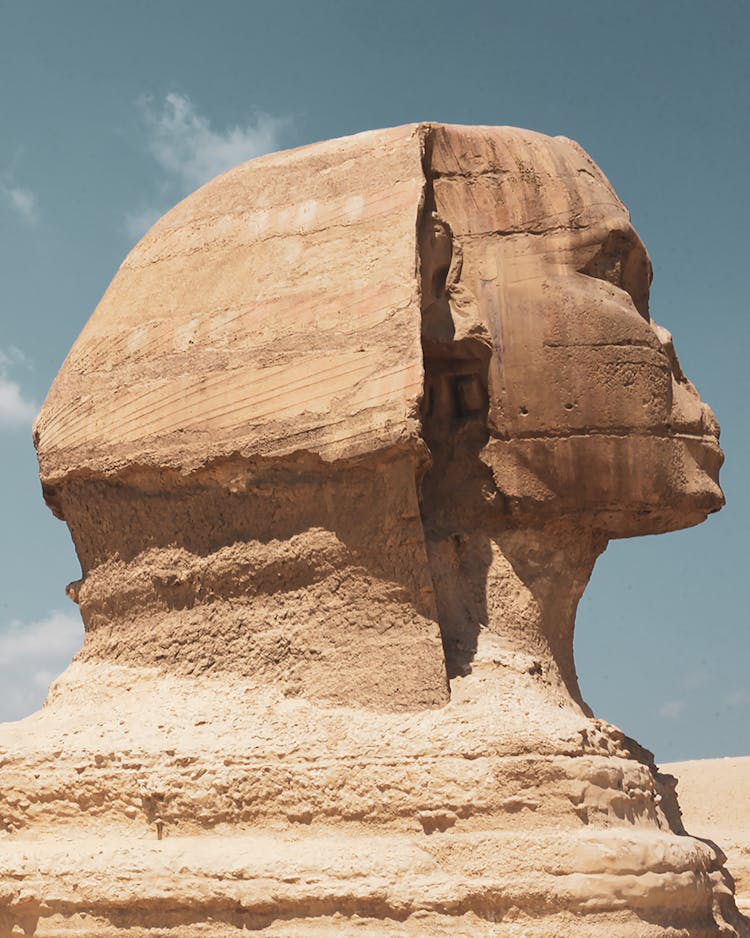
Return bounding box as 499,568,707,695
579,229,652,321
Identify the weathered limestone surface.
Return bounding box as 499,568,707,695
0,123,744,937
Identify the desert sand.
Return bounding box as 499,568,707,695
0,123,744,936
666,758,750,917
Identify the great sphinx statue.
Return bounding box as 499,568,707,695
1,123,745,937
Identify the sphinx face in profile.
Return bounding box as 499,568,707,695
420,126,724,537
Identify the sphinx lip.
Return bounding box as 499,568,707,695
669,431,722,446
487,428,723,445
669,431,725,484
668,424,719,445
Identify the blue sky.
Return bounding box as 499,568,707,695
0,0,747,761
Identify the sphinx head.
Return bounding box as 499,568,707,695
33,123,723,710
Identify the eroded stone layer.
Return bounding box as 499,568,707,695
0,665,744,937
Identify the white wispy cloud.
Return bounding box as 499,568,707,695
0,610,84,722
1,183,39,225
723,689,750,708
658,699,687,720
126,92,285,239
123,205,164,241
142,92,284,190
0,346,37,428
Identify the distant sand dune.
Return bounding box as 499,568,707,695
665,757,750,917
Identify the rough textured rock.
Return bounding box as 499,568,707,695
0,123,743,937
665,758,750,919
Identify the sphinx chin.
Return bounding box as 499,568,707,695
480,430,724,537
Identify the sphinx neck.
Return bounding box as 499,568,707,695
424,521,607,712
56,452,452,713
417,344,608,712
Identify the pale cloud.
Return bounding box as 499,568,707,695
123,205,164,241
0,610,84,722
126,92,285,240
142,92,284,190
658,699,687,720
723,689,750,708
1,183,39,225
0,346,37,428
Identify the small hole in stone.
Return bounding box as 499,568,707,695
564,402,574,410
519,406,528,416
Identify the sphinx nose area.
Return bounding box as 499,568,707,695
701,401,721,439
653,322,720,439
652,323,685,382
